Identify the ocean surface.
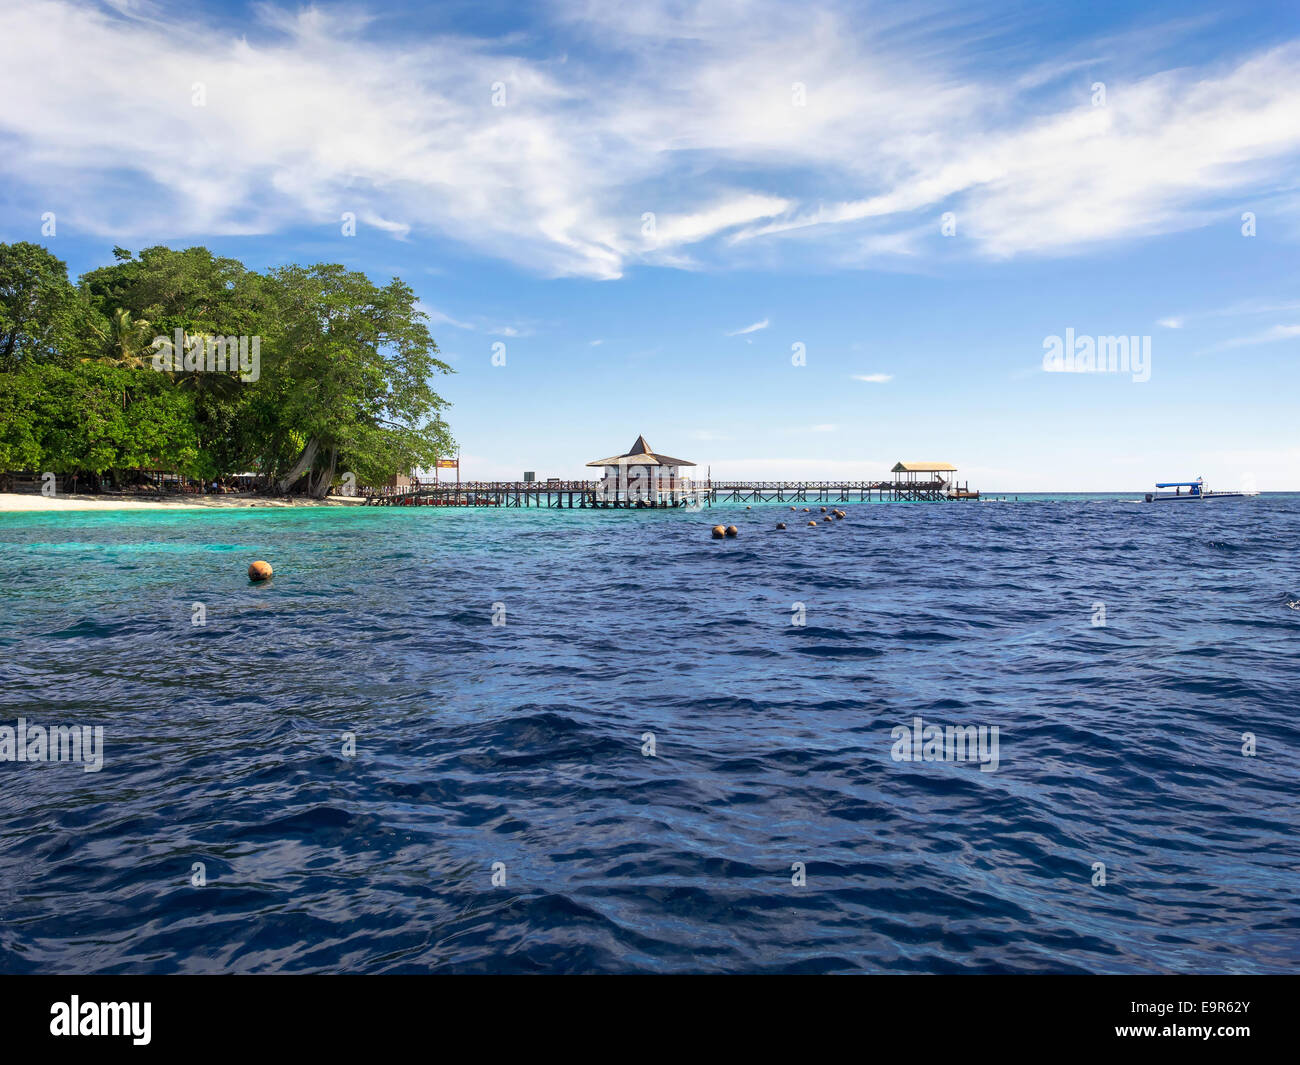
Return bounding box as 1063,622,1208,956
1,494,1297,974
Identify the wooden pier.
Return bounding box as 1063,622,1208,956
708,479,955,503
360,450,979,509
362,477,981,507
362,480,689,508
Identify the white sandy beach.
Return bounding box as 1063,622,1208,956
0,492,365,512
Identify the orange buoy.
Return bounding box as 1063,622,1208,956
248,560,273,582
776,522,786,529
789,506,796,511
725,525,739,538
820,506,827,512
807,520,817,526
711,525,726,539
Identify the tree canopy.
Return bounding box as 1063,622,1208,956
0,242,453,495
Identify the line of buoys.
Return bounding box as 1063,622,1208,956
248,560,273,582
715,509,852,537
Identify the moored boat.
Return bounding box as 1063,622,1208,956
1143,478,1255,503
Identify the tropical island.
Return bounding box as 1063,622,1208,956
0,242,453,500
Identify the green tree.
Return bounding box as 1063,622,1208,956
0,242,91,371
0,366,44,475
0,243,453,494
260,264,453,496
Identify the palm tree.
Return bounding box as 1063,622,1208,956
84,308,154,408
90,308,154,369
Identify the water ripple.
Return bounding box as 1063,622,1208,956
0,496,1297,972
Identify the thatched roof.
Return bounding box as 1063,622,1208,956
892,461,957,472
587,435,695,467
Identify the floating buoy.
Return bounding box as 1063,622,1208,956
248,560,273,582
808,520,817,526
725,525,739,538
789,506,796,511
820,506,827,513
776,522,786,529
711,525,726,539
802,507,810,512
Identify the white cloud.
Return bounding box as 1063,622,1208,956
727,318,770,336
650,196,790,250
418,304,476,331
1221,324,1300,348
2,1,1299,277
1157,317,1183,329
851,373,893,383
416,301,528,336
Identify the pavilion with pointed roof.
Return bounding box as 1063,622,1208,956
586,435,703,507
586,434,695,469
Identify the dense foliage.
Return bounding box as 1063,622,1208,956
0,242,453,495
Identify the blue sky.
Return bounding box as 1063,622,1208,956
1,0,1297,489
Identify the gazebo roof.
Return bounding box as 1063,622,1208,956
587,434,695,467
891,461,957,472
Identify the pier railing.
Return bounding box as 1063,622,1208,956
364,478,705,496
359,477,970,506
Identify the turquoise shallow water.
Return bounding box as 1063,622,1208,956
1,495,1298,973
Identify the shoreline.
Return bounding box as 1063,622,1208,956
0,492,366,512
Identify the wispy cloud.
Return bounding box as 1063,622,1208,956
727,318,770,336
2,1,1299,278
416,302,528,337
1221,324,1300,348
419,304,476,331
1157,299,1300,328
851,373,893,383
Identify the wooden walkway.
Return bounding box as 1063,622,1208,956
362,479,977,507
363,481,705,508
708,480,955,502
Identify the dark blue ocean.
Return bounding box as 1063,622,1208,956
1,495,1297,973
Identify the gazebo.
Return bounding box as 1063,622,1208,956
586,435,703,506
890,462,958,501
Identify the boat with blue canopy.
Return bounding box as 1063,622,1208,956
1143,477,1254,503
